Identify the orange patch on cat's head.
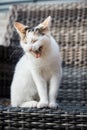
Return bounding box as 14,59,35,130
14,22,28,40
14,22,26,33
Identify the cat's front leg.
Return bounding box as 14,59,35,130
32,72,48,108
49,71,62,108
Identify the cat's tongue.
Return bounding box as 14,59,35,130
35,53,41,58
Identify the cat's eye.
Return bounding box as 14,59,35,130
35,27,45,35
31,39,38,43
24,41,27,44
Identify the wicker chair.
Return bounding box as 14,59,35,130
0,2,87,130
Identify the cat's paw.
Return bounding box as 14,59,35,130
37,101,48,108
49,102,59,109
21,101,38,108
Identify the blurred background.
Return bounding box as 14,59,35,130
0,0,87,45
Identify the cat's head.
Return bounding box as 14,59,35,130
14,16,51,58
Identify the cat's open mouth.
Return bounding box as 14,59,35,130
32,46,43,58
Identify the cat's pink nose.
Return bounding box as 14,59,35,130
29,48,32,52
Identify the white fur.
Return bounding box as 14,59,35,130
11,20,62,108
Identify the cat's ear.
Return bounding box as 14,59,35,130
14,22,27,39
39,16,51,32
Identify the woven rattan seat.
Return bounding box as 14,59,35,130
0,2,87,129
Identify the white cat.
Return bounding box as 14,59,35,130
11,16,62,108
